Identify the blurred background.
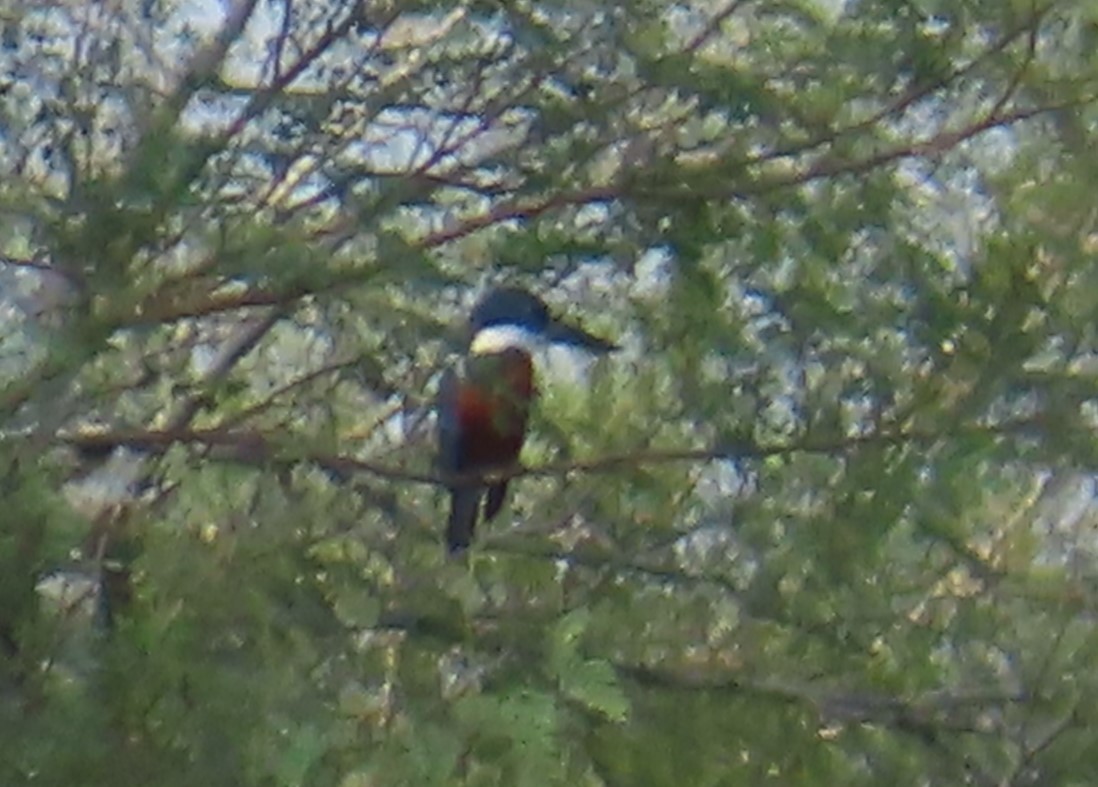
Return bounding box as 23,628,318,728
3,1,1098,784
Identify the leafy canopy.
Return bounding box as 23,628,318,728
3,0,1098,785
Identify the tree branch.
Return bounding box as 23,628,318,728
619,662,1026,734
52,414,1047,488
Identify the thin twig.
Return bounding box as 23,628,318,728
53,414,1047,488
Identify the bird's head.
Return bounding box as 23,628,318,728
468,287,618,356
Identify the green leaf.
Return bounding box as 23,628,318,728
560,659,629,723
332,590,380,629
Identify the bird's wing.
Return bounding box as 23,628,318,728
437,366,481,552
436,366,462,474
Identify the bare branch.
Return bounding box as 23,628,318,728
150,0,262,130
53,413,1047,489
682,0,752,55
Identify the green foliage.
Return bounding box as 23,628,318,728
453,690,563,786
5,0,1098,784
550,610,629,723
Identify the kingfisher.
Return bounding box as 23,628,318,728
437,287,618,553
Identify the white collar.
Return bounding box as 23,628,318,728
469,325,541,355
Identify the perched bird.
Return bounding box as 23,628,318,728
436,287,617,552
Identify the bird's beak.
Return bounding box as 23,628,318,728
544,316,618,354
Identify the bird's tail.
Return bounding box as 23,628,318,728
484,481,509,522
446,487,481,553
